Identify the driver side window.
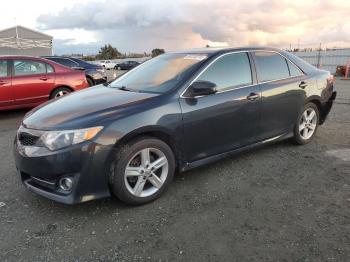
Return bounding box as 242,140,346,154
197,52,252,91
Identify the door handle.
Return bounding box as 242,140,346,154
39,77,49,81
0,80,9,86
247,92,260,101
299,81,308,89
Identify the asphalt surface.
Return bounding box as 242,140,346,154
0,79,349,262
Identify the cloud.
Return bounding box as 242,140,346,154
37,0,350,53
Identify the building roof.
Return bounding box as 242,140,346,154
0,25,52,50
0,25,52,39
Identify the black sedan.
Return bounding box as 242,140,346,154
15,47,336,205
114,60,140,70
42,56,107,86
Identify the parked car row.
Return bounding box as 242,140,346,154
0,55,143,111
97,60,140,70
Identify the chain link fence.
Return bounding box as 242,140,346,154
291,48,350,75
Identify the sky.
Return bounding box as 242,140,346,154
1,0,350,55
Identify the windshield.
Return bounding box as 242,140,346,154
110,53,208,93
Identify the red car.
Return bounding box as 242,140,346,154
0,56,89,111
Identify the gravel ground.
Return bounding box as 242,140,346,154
0,79,349,262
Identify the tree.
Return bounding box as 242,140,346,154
96,44,121,60
151,48,165,57
81,55,96,61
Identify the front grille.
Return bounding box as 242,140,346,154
18,132,40,146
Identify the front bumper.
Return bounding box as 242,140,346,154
14,139,114,204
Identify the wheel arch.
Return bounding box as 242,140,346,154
305,96,325,124
85,75,95,86
106,126,183,174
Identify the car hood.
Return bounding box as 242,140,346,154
23,85,159,130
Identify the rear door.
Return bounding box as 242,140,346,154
0,59,13,108
179,52,261,163
12,59,55,105
252,51,306,140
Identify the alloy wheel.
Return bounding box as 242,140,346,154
55,90,69,98
299,108,317,140
124,148,169,197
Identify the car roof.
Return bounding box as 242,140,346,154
42,56,78,59
168,46,283,56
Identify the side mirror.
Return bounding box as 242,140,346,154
188,80,217,97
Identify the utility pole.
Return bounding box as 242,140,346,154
298,38,300,50
317,43,322,68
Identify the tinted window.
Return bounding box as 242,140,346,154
46,64,54,73
14,60,46,76
50,58,77,68
197,52,252,91
254,51,290,82
69,58,93,67
0,60,8,77
287,60,303,77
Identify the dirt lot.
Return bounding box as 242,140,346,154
0,80,349,262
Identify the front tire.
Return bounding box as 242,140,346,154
292,102,319,145
110,137,175,205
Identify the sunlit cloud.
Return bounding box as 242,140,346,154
5,0,350,54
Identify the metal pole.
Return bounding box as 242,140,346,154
15,24,20,49
317,43,322,68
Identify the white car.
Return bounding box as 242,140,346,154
99,60,116,70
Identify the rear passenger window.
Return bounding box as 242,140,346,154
287,60,303,77
197,52,252,91
0,60,8,77
254,51,290,82
46,64,54,73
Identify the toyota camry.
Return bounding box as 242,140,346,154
14,47,336,205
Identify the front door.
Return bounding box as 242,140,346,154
0,59,13,108
179,52,261,163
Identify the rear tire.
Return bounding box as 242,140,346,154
86,77,94,87
110,137,175,205
50,87,72,99
291,102,319,145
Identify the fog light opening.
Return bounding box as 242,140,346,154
59,177,73,191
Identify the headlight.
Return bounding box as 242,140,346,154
40,126,103,151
